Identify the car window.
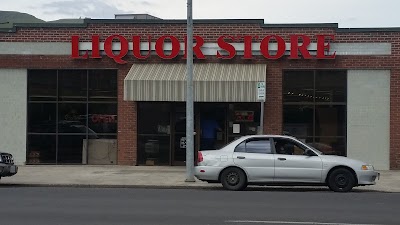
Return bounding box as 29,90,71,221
274,138,307,155
234,138,272,154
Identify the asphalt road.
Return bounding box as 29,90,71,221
0,186,399,225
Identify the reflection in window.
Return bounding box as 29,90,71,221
137,103,171,165
283,71,314,103
27,69,118,164
138,136,170,165
246,139,271,154
283,70,347,156
235,139,271,154
234,142,246,152
88,103,117,134
58,103,87,134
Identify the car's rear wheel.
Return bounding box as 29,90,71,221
328,168,356,192
220,167,247,191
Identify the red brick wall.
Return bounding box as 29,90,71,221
1,21,400,168
117,67,137,165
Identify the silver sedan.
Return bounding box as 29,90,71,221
195,135,379,192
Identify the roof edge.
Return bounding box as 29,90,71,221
2,18,400,33
87,18,265,24
261,23,339,28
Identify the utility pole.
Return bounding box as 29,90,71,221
185,0,195,182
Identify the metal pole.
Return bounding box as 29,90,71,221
185,0,195,182
259,102,264,134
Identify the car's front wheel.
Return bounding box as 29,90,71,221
220,167,247,191
327,168,356,192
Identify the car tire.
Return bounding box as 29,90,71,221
220,167,247,191
327,168,356,192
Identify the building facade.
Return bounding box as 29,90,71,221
0,17,399,170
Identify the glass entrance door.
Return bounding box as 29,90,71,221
199,103,227,151
171,106,199,166
171,103,230,165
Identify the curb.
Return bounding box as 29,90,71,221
0,183,388,192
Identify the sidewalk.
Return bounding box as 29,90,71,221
1,165,400,192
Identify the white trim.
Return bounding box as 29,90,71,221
0,42,391,56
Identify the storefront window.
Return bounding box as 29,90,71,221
283,105,313,137
28,70,57,101
57,135,86,164
309,137,346,156
283,70,347,156
27,135,56,164
138,103,171,135
315,105,346,137
227,103,260,142
283,71,314,103
89,70,118,101
58,103,87,134
138,136,170,165
138,103,171,165
28,103,56,133
315,71,347,103
27,69,118,165
58,70,87,101
88,103,117,134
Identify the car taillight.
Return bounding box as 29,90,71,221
198,151,203,163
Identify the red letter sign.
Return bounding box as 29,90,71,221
243,36,254,59
289,35,312,59
71,36,89,59
104,35,129,64
217,36,236,59
91,35,101,58
184,35,206,59
155,36,180,59
260,35,286,59
132,36,152,59
317,34,336,59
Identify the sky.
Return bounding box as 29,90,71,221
2,0,400,28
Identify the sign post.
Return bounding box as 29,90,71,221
257,81,266,134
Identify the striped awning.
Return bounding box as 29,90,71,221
124,63,267,102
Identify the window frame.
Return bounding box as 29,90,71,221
27,69,118,164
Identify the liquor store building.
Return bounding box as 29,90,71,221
0,17,398,170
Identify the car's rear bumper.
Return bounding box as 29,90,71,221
0,164,18,177
194,166,222,182
357,170,380,185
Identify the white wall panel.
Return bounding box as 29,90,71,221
0,69,27,165
347,70,390,170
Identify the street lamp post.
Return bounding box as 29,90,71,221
185,0,195,182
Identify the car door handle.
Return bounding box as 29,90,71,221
237,156,246,159
278,157,286,161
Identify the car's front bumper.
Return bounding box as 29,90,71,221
0,164,18,177
357,170,380,185
194,166,222,182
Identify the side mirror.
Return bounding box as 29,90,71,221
305,149,316,156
